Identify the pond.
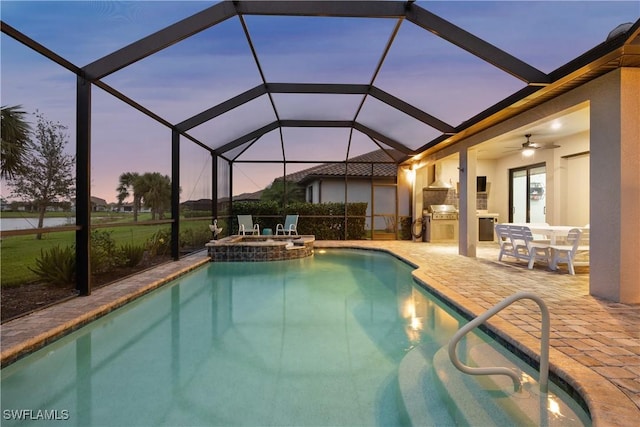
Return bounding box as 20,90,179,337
0,217,75,231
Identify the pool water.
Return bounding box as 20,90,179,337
1,249,590,426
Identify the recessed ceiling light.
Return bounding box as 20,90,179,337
551,121,562,130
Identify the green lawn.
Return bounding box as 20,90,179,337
1,214,212,287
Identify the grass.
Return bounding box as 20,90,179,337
1,213,212,287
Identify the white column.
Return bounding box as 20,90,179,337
590,68,640,303
459,149,478,257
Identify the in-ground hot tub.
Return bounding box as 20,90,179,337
205,235,315,262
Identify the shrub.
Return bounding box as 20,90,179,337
285,202,367,239
179,227,211,249
119,243,145,267
230,201,367,239
30,245,76,286
91,230,124,274
147,229,171,257
232,200,280,232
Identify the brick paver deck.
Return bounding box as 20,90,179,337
2,241,639,426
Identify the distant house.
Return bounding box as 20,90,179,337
283,149,403,204
180,150,408,235
70,197,108,212
0,198,10,212
91,196,108,212
277,149,411,237
114,203,151,214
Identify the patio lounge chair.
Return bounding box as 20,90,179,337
276,214,299,236
238,215,259,235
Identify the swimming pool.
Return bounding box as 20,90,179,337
0,249,590,426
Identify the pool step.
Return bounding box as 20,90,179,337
433,343,547,426
397,342,457,426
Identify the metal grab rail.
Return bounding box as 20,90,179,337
448,291,550,394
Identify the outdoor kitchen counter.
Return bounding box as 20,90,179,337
475,212,500,218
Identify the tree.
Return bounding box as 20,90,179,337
261,179,305,205
7,112,75,239
138,172,171,220
1,105,32,179
116,172,142,221
116,172,173,221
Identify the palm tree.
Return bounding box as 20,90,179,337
116,172,173,221
116,172,142,221
139,172,171,220
1,105,32,179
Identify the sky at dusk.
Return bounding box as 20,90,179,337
1,0,638,203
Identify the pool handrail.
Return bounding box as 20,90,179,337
448,291,550,394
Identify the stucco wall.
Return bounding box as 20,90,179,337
589,68,640,303
413,67,638,303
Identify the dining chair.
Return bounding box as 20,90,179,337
550,228,582,275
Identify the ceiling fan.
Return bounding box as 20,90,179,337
506,134,560,156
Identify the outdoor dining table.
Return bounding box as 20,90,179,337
527,225,585,244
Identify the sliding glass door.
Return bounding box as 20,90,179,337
509,163,546,223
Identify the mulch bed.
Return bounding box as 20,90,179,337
1,255,173,323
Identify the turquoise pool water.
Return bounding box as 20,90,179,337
1,249,589,426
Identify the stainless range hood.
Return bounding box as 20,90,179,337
428,164,452,188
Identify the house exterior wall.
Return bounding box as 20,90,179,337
318,179,373,213
396,167,411,218
619,68,640,303
556,131,590,226
590,68,640,303
414,67,639,303
306,175,412,234
413,158,499,212
306,181,320,204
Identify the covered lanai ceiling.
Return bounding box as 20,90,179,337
3,1,639,175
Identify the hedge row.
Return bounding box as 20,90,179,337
228,201,368,240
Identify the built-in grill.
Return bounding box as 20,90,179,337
426,204,458,220
422,204,459,242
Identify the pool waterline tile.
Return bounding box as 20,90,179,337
1,241,639,426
